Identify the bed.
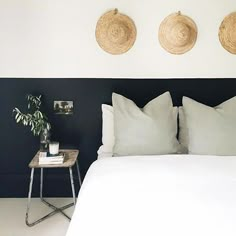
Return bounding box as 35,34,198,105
67,154,236,236
67,92,236,236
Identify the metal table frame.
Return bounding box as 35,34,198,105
26,157,81,227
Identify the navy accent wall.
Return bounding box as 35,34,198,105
1,78,236,197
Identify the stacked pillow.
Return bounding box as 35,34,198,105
98,91,181,157
98,92,236,157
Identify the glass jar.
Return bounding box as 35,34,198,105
40,128,51,151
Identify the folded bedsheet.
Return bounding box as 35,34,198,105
66,155,236,236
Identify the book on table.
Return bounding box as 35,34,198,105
39,152,65,165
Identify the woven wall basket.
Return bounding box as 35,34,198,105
95,9,137,55
158,11,198,55
219,12,236,54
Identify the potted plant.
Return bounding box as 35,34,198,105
13,94,51,150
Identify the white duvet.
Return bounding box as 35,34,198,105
66,155,236,236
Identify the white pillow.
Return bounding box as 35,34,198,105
112,92,180,156
183,96,236,155
98,104,114,157
97,146,113,159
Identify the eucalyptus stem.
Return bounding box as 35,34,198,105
13,94,51,136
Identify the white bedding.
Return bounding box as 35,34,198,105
67,155,236,236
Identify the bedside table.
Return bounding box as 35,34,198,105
25,149,81,227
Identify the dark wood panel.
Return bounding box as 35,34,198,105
1,78,236,197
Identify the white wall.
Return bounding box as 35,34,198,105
0,0,236,78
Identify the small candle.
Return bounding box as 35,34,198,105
49,142,59,155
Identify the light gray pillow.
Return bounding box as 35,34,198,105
183,96,236,155
112,92,180,156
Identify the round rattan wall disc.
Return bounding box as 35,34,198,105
219,12,236,54
158,12,198,55
95,9,137,55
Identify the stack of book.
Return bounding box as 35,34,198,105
39,152,65,165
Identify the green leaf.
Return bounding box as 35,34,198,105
16,116,21,123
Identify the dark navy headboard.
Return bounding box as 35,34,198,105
1,78,236,197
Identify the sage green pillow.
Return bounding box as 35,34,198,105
112,92,180,156
183,96,236,155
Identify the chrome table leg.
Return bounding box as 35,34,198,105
40,168,43,200
76,160,82,186
40,167,72,220
26,167,76,227
25,168,35,226
69,167,76,205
